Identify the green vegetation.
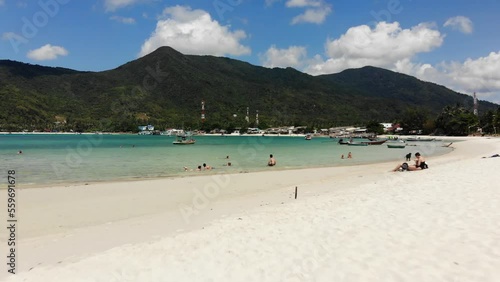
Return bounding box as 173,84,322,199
1,46,498,134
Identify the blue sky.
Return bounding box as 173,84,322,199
1,0,500,103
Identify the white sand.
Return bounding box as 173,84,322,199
1,137,499,281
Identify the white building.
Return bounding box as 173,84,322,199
380,123,393,132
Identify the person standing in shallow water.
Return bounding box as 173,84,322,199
268,154,276,166
347,152,352,159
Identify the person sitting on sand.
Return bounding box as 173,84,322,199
393,152,427,171
268,154,276,166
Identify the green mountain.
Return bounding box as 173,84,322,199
0,46,497,132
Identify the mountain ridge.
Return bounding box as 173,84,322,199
0,46,497,132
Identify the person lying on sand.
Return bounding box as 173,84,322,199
393,152,428,171
482,154,499,158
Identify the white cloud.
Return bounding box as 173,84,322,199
294,20,499,103
415,52,500,103
139,5,250,57
104,0,143,12
2,32,20,40
110,15,136,24
285,0,332,25
291,6,331,25
27,44,68,61
286,0,322,8
305,22,443,74
444,16,473,34
260,45,308,68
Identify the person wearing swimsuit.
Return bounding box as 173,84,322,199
393,152,427,171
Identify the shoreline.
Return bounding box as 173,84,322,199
1,137,499,281
2,131,496,138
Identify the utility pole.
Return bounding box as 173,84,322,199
473,92,478,116
201,100,205,123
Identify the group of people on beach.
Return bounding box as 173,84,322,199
393,152,428,171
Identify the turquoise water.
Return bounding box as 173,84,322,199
0,134,453,186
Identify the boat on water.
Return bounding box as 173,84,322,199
347,141,368,146
387,144,406,148
305,134,312,140
387,141,406,148
172,134,196,145
361,139,387,145
338,138,349,145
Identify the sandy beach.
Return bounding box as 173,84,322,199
1,136,499,281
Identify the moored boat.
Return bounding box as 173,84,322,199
361,139,387,145
347,141,368,146
173,134,196,145
338,138,349,145
387,141,406,148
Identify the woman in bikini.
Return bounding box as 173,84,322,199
393,152,427,171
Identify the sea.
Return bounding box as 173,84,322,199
0,133,454,187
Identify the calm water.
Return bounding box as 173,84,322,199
0,134,454,186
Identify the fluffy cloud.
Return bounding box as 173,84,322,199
416,52,500,103
444,16,473,34
110,15,136,24
305,22,443,74
286,0,331,25
260,45,308,68
104,0,143,12
286,0,323,8
27,44,68,61
139,5,250,57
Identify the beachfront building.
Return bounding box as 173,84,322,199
380,123,393,132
